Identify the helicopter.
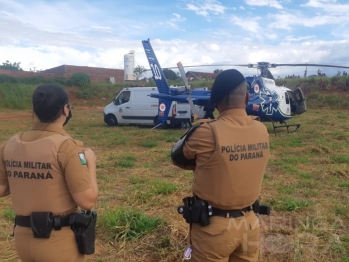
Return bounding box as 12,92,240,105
142,39,349,134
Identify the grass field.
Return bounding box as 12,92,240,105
0,107,348,262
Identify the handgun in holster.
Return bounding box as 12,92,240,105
69,210,97,255
30,212,54,238
177,196,211,226
252,200,271,216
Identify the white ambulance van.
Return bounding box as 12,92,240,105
103,86,202,127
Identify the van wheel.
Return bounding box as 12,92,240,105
106,115,118,126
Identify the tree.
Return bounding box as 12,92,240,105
163,69,177,80
134,65,147,80
0,60,23,71
214,69,223,74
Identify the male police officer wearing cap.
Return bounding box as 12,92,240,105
172,69,270,262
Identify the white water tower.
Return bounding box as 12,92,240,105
124,50,136,80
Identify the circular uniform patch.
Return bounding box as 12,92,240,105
159,103,166,112
254,84,260,93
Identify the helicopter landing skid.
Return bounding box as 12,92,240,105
271,120,300,136
152,122,168,130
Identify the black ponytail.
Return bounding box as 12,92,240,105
32,84,68,123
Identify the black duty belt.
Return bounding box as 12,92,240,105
211,206,252,218
15,215,71,230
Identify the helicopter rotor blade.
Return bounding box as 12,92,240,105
144,64,251,71
177,62,189,91
274,63,349,69
144,63,349,71
176,61,200,120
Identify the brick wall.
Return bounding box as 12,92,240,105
1,65,125,83
0,69,59,79
41,65,66,74
43,65,125,83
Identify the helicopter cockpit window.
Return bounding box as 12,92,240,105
116,91,131,105
285,92,290,104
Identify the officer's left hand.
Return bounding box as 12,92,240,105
83,148,96,167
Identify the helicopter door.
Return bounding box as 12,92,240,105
293,87,307,115
286,91,297,115
284,92,292,116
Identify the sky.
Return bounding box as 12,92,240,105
1,0,349,78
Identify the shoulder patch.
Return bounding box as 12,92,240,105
78,152,87,165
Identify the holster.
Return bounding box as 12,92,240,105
252,200,271,216
70,210,97,255
177,196,211,226
30,212,53,238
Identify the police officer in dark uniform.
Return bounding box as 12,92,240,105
0,84,98,262
172,69,270,262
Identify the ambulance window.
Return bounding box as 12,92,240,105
285,92,289,104
117,91,131,105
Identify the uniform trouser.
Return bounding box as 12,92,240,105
14,226,85,262
188,210,260,262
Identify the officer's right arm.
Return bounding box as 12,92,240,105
183,123,215,167
58,140,98,210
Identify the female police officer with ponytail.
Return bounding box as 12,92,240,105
0,84,98,262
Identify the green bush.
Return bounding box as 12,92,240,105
0,75,18,83
67,73,90,89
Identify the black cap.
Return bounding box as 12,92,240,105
32,84,69,122
210,69,246,104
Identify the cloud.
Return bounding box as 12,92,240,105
1,0,349,78
284,35,316,42
159,13,186,29
1,38,349,77
301,0,349,27
302,0,349,15
268,12,349,30
231,16,261,33
90,26,114,33
245,0,283,9
186,0,227,17
266,34,278,40
173,13,181,19
0,0,99,33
